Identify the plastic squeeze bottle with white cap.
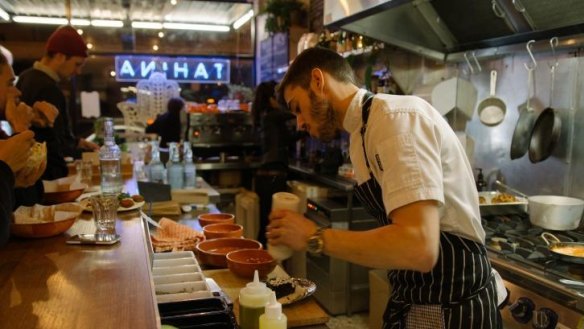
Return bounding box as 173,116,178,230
239,270,272,329
259,291,287,329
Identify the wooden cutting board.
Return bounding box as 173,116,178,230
204,267,329,328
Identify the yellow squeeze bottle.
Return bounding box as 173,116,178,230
259,291,287,329
239,270,272,329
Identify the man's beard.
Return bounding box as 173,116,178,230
309,90,339,143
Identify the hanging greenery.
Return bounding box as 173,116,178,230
263,0,305,34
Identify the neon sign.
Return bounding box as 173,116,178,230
115,55,230,83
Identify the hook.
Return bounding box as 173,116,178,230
472,51,482,72
523,40,537,71
549,37,559,68
512,0,526,13
492,0,505,18
464,52,475,75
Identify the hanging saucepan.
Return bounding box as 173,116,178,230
528,38,562,163
478,70,506,126
510,66,538,159
541,232,584,265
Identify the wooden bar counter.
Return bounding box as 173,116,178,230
0,212,160,329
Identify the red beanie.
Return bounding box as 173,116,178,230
45,25,88,58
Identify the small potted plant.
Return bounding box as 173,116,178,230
263,0,306,34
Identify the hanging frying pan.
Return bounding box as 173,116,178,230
510,65,538,160
528,37,562,163
529,108,561,163
478,70,506,126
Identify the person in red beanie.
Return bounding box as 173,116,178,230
14,25,99,206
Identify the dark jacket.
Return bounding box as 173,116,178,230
16,67,75,180
0,160,14,246
15,67,71,207
260,108,298,171
145,111,181,148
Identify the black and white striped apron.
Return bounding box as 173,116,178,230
353,93,500,329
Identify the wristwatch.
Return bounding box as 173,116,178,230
307,227,326,256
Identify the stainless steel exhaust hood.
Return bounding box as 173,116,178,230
324,0,584,61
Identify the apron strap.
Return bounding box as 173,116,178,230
360,92,375,171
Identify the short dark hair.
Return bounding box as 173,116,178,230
167,97,184,113
276,47,355,109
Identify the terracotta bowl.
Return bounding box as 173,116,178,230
43,187,86,205
203,223,243,239
226,249,276,279
198,213,235,227
11,217,77,238
195,238,262,268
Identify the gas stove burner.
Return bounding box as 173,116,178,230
567,264,584,279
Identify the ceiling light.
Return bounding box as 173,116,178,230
152,45,159,51
170,0,178,5
0,8,9,21
13,16,68,25
233,9,254,30
163,22,229,32
77,29,83,35
158,31,165,38
70,18,91,26
87,43,94,49
110,71,116,77
132,21,163,29
91,19,124,28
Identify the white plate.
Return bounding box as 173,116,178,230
266,277,317,305
478,191,528,206
77,192,145,212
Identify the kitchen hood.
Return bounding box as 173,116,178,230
324,0,584,61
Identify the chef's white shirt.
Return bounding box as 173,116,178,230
343,89,485,243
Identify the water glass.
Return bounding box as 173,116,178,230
81,161,94,186
90,194,119,234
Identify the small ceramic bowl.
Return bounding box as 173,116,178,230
11,217,77,238
195,238,262,267
43,186,86,205
226,249,276,279
198,213,235,227
203,223,243,239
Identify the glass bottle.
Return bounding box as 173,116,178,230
99,118,123,194
183,141,197,189
167,142,184,189
148,140,165,184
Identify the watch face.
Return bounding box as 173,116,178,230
308,235,323,255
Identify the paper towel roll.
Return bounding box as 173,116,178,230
268,192,300,261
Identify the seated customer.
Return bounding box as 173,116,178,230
145,97,185,149
0,52,47,246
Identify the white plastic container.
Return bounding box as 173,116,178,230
239,270,272,329
259,291,287,329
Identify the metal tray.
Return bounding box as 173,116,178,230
479,191,528,216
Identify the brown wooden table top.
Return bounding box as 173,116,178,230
204,267,329,328
0,211,160,329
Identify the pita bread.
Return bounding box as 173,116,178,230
151,218,204,252
13,202,81,224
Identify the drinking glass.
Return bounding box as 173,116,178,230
90,194,119,235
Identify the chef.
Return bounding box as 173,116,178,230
266,47,504,329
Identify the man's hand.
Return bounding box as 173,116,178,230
15,157,46,188
0,130,35,174
78,138,100,151
5,100,34,133
31,101,59,127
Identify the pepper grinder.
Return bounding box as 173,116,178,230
476,168,486,192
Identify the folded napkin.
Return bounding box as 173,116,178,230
150,218,204,252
